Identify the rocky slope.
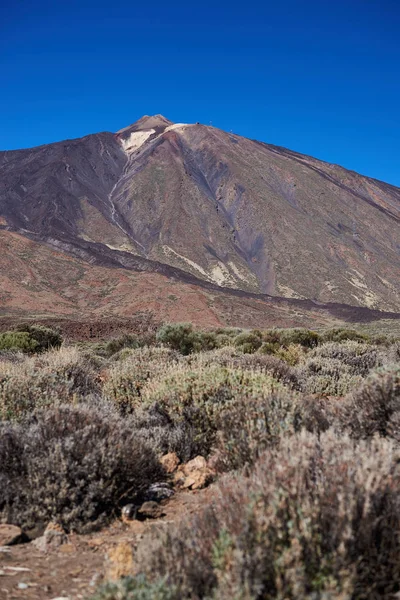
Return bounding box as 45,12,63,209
0,114,399,317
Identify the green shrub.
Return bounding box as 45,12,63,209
233,330,262,353
103,347,180,412
156,322,198,354
279,328,320,348
0,332,39,353
184,348,300,389
259,341,280,355
104,333,140,356
15,323,63,351
0,403,166,533
321,328,370,344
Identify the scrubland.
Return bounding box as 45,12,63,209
0,322,399,599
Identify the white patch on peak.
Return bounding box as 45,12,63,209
164,123,189,133
121,129,155,153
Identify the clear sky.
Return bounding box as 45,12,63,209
1,0,399,186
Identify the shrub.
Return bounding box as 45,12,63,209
233,330,263,353
185,348,300,389
321,328,370,344
91,575,179,600
274,343,304,365
131,404,195,462
0,332,38,353
279,328,320,348
345,364,400,439
0,347,98,420
0,403,166,532
135,432,400,599
103,347,180,412
15,323,63,351
215,390,300,471
259,341,280,355
156,323,202,355
141,365,282,457
104,333,140,357
307,341,382,376
298,356,362,396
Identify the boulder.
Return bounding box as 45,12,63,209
32,522,68,553
160,452,180,473
137,501,164,519
121,504,137,523
174,456,215,490
183,455,207,475
0,524,27,546
143,482,174,502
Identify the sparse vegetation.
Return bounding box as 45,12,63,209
0,320,398,598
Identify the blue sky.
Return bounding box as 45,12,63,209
1,0,399,186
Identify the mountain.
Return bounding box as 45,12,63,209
0,114,399,326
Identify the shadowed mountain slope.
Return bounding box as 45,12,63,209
0,114,399,318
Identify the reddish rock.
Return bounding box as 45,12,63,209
160,452,180,474
0,524,27,546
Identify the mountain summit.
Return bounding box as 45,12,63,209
117,114,173,134
0,116,399,320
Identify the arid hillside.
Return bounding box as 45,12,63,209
0,114,399,317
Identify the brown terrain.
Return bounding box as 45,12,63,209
0,484,213,600
0,113,399,330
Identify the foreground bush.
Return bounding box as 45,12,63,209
91,575,178,600
0,403,165,532
0,347,98,420
136,432,400,599
345,364,400,439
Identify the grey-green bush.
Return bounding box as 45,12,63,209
0,403,166,532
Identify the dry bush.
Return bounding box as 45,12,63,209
184,348,300,389
130,404,196,462
0,402,166,533
298,356,362,396
0,347,98,420
136,432,400,599
274,343,305,365
140,365,282,457
294,341,382,396
103,347,180,412
306,341,382,376
344,364,400,440
214,389,301,471
90,574,178,600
